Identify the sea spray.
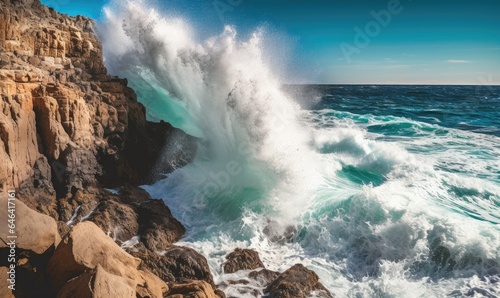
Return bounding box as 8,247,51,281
99,0,323,227
99,2,500,296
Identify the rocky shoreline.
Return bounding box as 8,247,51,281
0,0,333,297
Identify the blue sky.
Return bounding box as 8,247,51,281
41,0,500,84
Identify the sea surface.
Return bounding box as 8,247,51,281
99,2,500,296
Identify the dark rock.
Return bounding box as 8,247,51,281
223,248,264,274
128,243,176,283
129,245,214,285
137,199,185,251
160,246,214,286
85,199,139,243
249,269,279,287
264,264,333,298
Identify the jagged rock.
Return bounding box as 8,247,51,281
166,280,218,298
47,221,141,291
264,264,333,298
137,199,186,251
223,248,264,274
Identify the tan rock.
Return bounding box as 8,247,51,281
0,267,15,298
136,269,169,298
0,197,60,254
47,221,141,291
57,264,136,298
166,280,218,298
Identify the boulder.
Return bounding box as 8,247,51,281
264,264,333,298
223,248,264,274
47,221,140,291
57,264,136,298
0,198,60,254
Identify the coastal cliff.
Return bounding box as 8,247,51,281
0,1,333,297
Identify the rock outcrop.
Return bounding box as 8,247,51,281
0,0,197,219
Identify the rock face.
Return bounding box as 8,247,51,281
223,248,265,274
0,0,197,219
264,264,333,298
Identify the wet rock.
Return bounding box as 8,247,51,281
264,264,333,298
85,199,139,243
223,248,265,274
249,268,279,287
137,199,186,251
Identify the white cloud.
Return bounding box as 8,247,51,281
446,60,472,64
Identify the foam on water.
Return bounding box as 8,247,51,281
99,1,500,296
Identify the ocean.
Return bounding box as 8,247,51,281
99,2,500,297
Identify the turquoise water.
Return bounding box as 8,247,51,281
100,2,500,296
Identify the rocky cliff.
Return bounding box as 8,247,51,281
0,1,333,297
0,0,196,219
